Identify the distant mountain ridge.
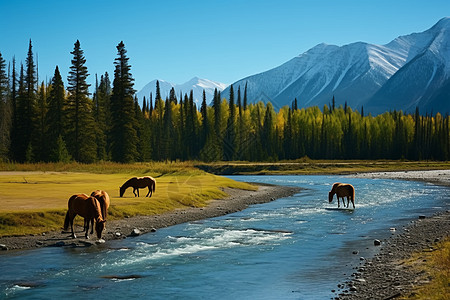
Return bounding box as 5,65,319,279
221,17,450,114
136,77,227,106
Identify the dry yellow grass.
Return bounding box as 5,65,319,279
401,238,450,299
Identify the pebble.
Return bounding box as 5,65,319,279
130,228,141,236
374,239,381,246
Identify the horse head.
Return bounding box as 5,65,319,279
328,191,334,203
95,219,106,239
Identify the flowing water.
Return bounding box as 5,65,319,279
1,175,449,299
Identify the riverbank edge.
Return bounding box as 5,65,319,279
336,170,450,299
0,183,300,251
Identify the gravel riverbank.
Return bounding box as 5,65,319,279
336,170,450,299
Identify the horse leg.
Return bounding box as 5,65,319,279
133,188,137,197
84,219,90,239
70,214,77,239
137,188,140,197
146,187,151,197
90,218,94,234
337,197,340,208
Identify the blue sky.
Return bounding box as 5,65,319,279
0,0,449,92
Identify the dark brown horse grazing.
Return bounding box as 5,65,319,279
119,176,156,197
328,183,355,209
63,194,106,239
86,190,110,234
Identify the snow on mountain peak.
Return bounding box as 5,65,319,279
136,77,226,106
221,17,450,114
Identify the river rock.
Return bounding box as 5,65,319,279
53,241,65,247
0,244,8,250
130,228,141,237
374,239,381,246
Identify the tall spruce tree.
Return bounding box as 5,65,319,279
66,40,97,163
93,73,111,160
243,82,248,111
46,66,68,161
34,81,48,161
0,52,11,160
12,41,37,162
224,85,236,160
110,41,139,163
200,89,208,149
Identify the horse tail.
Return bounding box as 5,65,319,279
352,186,355,201
153,180,156,193
63,210,70,231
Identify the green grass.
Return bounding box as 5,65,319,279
0,164,255,237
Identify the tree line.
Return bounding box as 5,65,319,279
0,40,449,163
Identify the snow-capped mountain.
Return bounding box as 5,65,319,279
136,77,227,106
222,17,450,114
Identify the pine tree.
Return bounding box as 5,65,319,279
169,87,177,104
12,41,37,162
93,73,110,160
0,52,11,160
46,66,67,161
34,81,48,161
200,89,208,149
162,97,174,159
224,85,236,160
155,80,161,101
243,82,248,111
66,40,97,163
110,41,139,163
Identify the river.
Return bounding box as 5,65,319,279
1,175,449,299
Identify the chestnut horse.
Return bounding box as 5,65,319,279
63,194,106,239
86,190,110,234
119,176,156,197
328,182,355,209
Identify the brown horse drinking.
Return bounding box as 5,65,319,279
86,190,110,234
328,183,355,209
63,194,106,239
119,176,156,197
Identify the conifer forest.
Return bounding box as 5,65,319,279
0,40,449,163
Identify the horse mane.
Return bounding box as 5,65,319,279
330,182,342,194
124,177,137,186
89,196,103,221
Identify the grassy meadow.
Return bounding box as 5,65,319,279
0,161,255,237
